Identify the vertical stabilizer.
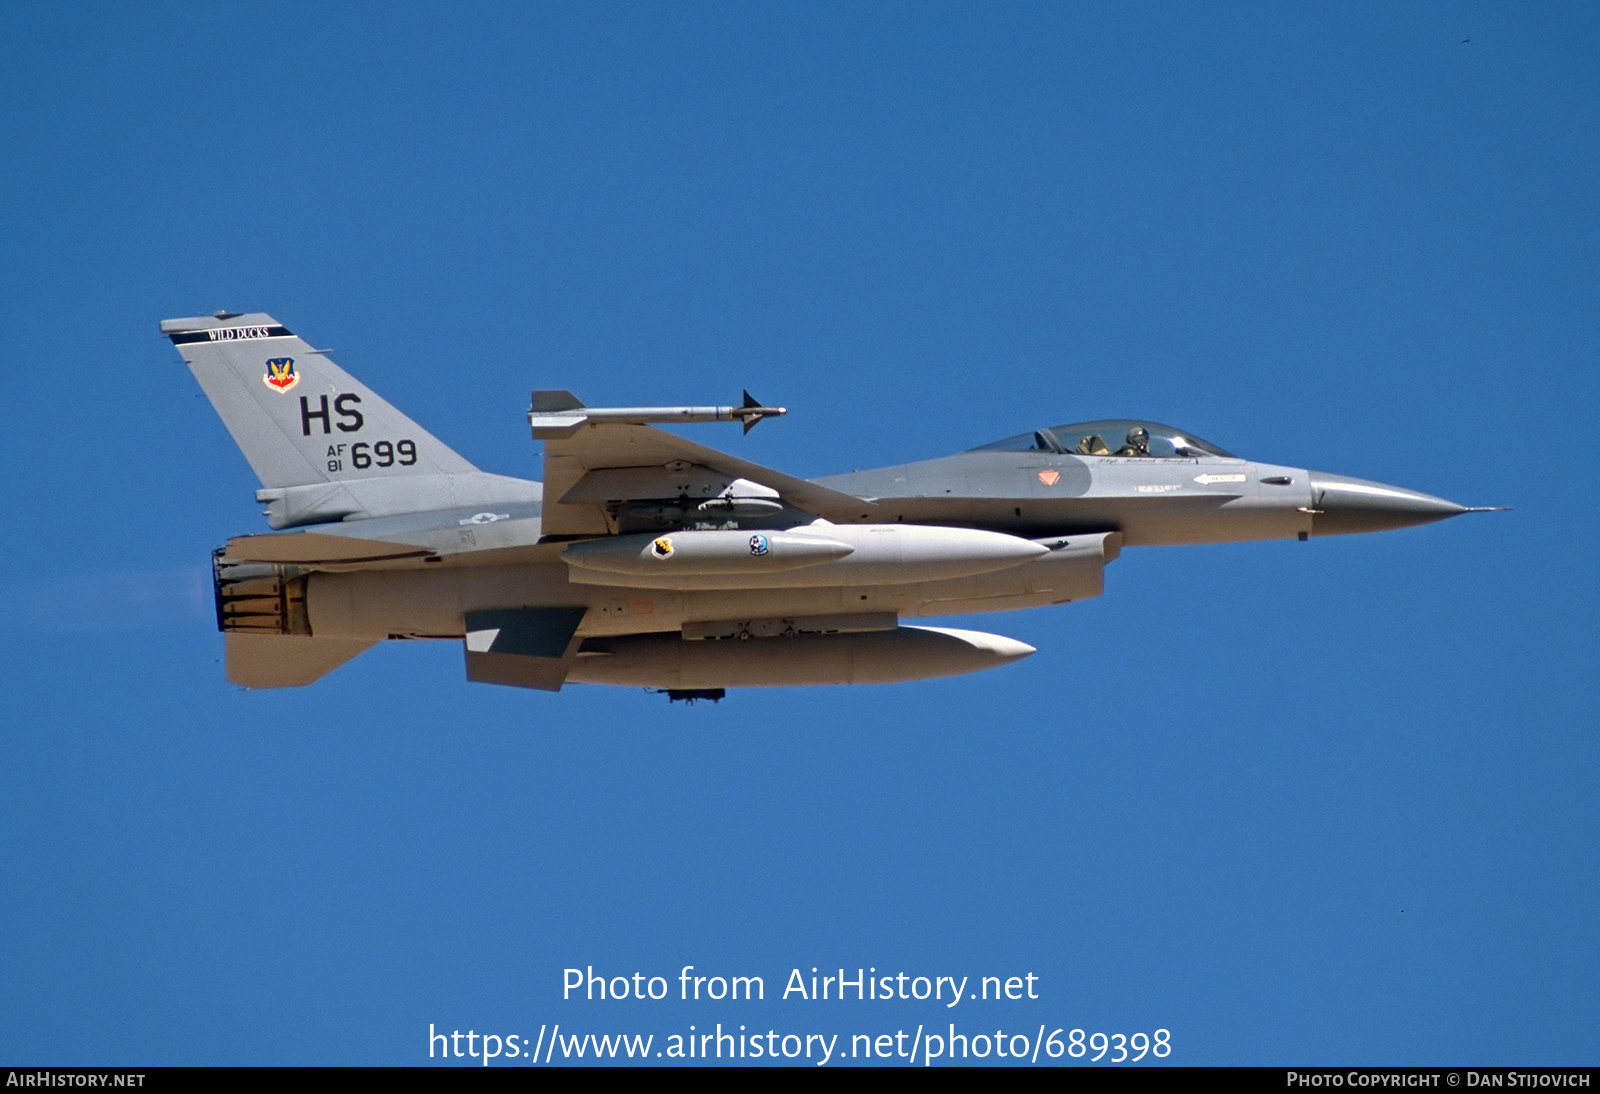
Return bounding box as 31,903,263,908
163,312,478,489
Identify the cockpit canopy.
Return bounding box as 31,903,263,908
970,420,1237,460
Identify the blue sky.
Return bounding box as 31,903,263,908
1,1,1594,1066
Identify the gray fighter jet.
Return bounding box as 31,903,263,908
168,312,1495,700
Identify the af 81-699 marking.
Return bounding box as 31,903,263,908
319,440,418,474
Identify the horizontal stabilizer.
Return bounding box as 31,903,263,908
223,532,434,564
226,633,377,688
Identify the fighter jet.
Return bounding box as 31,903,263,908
167,312,1495,701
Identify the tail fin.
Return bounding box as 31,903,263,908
163,312,478,489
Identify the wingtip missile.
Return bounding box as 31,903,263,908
529,391,786,438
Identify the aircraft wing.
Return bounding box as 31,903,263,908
536,418,880,538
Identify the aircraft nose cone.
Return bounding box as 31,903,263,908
1307,472,1468,536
